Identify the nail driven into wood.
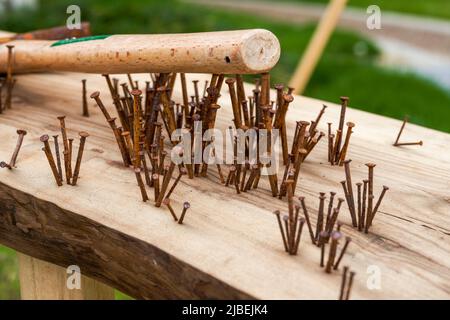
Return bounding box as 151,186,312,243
368,185,389,229
356,182,362,231
334,236,351,270
365,163,376,233
299,196,316,244
339,266,348,300
318,231,329,267
82,79,89,117
68,138,74,167
344,271,356,300
40,134,62,186
71,131,89,186
338,122,355,165
52,135,63,179
3,129,27,169
334,96,348,162
134,168,149,202
316,192,326,243
274,210,289,252
361,179,368,230
343,160,357,227
293,217,305,254
163,198,178,222
156,162,176,207
57,115,71,184
326,191,336,226
325,231,341,273
165,167,187,200
152,173,160,201
178,202,191,224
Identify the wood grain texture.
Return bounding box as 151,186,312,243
0,29,280,74
0,71,449,299
18,253,115,300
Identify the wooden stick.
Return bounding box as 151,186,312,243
0,30,280,74
289,0,348,94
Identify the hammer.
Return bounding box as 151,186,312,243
0,29,280,74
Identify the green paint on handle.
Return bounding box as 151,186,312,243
51,35,111,47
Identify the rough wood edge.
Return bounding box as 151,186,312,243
0,181,253,300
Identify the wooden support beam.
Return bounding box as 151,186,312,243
0,71,449,299
18,254,114,300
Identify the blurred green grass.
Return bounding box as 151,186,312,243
0,246,20,300
287,0,450,20
0,0,449,300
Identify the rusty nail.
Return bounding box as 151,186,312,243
326,191,336,227
316,192,326,243
293,217,305,254
57,115,72,183
334,96,349,162
282,215,291,253
344,271,356,300
82,79,89,117
152,173,160,201
339,266,349,300
393,116,408,145
134,168,149,202
274,210,289,252
318,231,329,267
368,185,389,228
163,198,178,221
52,135,63,178
395,141,423,146
361,179,368,230
90,91,112,121
165,167,187,200
338,122,355,165
325,231,341,273
356,182,362,231
299,196,316,244
334,236,351,270
7,129,27,168
156,162,176,207
0,161,12,169
365,163,376,231
178,201,190,224
344,159,357,227
40,134,62,186
71,131,89,186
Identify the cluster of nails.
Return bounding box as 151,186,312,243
273,181,355,298
0,45,16,114
327,97,355,166
393,116,423,147
91,73,192,223
273,179,349,257
224,75,326,198
40,116,89,187
341,160,389,233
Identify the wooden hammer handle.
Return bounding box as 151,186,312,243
0,29,280,74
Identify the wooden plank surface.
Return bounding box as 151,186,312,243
0,70,449,299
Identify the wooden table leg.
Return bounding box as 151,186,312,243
18,253,115,300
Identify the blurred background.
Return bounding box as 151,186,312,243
0,0,449,299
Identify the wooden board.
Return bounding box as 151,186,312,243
0,70,449,299
18,253,115,300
